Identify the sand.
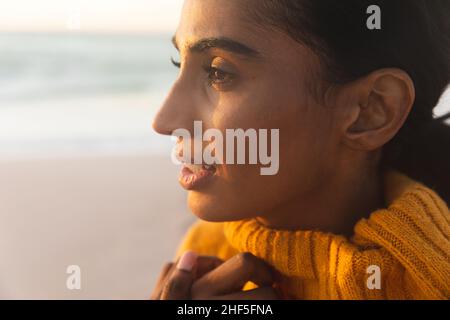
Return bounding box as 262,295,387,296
0,152,195,299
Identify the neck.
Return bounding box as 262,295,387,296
256,155,384,236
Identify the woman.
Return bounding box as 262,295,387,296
151,0,450,300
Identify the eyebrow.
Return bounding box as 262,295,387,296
172,36,260,58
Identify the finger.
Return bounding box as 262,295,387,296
195,256,224,279
205,287,279,300
192,252,275,298
162,256,223,286
151,255,223,300
160,251,198,300
150,262,174,300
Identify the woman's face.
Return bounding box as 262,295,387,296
153,0,343,222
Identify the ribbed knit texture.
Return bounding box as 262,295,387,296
175,171,450,300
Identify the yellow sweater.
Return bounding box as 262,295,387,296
175,171,450,300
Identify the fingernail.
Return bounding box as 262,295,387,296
177,251,198,272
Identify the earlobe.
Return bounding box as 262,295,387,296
343,68,415,151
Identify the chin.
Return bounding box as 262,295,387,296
187,191,253,223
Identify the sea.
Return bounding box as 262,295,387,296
0,32,179,159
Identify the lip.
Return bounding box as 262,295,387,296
178,164,217,190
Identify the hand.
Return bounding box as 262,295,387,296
151,251,279,300
191,252,279,300
151,251,223,300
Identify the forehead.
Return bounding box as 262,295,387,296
175,0,321,79
176,0,265,50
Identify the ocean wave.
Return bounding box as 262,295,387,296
0,33,178,103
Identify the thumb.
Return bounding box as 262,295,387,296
160,251,198,300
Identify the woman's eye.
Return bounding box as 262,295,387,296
205,66,234,87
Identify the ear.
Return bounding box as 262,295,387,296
338,68,415,151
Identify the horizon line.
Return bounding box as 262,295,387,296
0,30,175,37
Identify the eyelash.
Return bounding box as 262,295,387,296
203,66,234,87
170,57,234,89
170,57,181,68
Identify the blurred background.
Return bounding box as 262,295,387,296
0,0,195,299
0,0,449,300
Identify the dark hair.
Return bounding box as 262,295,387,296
253,0,450,202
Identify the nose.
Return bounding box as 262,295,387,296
152,79,197,136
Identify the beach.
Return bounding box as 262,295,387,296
0,32,194,299
0,153,195,299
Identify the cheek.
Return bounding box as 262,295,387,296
276,99,336,192
187,95,283,220
188,75,335,220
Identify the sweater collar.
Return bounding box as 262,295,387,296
222,171,448,279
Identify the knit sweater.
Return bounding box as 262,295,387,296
175,171,450,300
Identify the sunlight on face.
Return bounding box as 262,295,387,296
154,0,340,222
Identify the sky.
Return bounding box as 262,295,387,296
0,0,184,33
